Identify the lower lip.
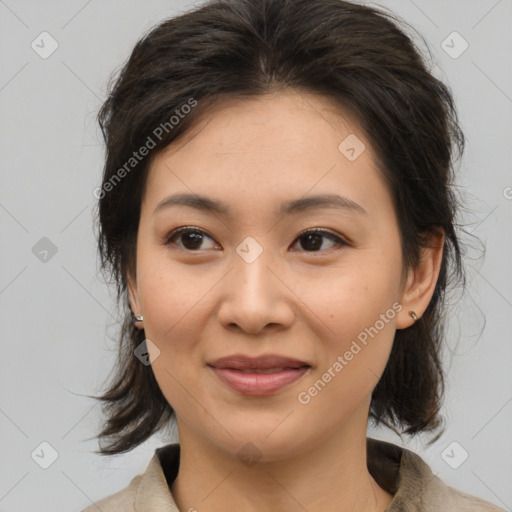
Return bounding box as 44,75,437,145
209,366,310,395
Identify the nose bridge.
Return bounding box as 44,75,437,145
217,236,292,333
232,236,274,300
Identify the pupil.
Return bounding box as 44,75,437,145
302,233,321,251
180,232,325,251
184,232,202,249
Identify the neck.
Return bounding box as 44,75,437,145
170,409,393,512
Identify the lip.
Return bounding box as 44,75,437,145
207,354,311,396
208,354,310,370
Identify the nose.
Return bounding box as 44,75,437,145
217,245,295,335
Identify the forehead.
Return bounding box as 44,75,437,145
143,90,392,221
160,90,365,157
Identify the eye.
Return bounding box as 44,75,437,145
164,226,219,251
164,226,347,253
290,228,347,252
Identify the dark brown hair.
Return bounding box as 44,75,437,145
90,0,467,455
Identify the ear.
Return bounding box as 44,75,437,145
127,270,142,326
396,228,445,330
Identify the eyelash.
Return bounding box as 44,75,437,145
163,226,348,253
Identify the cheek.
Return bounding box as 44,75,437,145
137,263,206,412
295,262,396,329
293,258,399,373
136,245,208,335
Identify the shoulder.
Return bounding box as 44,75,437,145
367,438,505,512
439,483,506,512
79,445,181,512
80,472,142,512
396,444,505,511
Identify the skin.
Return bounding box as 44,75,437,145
127,88,444,512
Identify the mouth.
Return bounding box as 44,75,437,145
206,354,311,395
220,366,310,374
207,354,311,371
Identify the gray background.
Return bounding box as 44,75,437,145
0,1,511,511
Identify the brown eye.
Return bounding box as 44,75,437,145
165,227,218,251
164,227,347,253
291,229,347,252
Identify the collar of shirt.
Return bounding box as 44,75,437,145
84,437,505,512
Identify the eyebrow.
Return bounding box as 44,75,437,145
153,192,367,217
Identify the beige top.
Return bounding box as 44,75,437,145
81,437,505,511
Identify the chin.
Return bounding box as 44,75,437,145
212,426,308,464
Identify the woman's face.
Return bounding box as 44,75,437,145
128,89,438,460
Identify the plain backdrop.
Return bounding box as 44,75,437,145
0,1,511,511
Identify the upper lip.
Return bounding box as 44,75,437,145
208,354,311,370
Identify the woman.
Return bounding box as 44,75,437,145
82,0,504,510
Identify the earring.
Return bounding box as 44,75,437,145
409,310,418,323
132,314,144,323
